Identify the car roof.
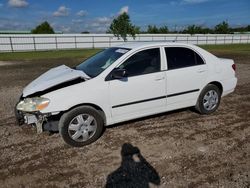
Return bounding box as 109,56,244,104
115,42,196,50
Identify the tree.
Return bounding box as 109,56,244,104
214,21,230,34
247,25,250,31
182,25,200,35
146,25,169,34
134,26,141,34
158,26,169,34
109,13,139,41
230,25,250,33
200,27,213,34
31,21,55,34
147,25,159,33
182,25,213,34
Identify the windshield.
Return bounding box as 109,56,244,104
76,47,130,78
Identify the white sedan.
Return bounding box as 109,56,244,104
15,42,237,147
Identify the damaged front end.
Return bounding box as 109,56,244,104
15,106,60,133
15,96,59,133
14,64,90,134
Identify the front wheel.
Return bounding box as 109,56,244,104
196,84,221,114
59,106,104,147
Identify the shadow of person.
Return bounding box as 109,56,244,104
105,143,161,188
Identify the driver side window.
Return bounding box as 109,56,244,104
119,48,161,77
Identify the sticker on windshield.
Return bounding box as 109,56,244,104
115,49,129,54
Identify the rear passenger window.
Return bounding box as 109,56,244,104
165,47,204,70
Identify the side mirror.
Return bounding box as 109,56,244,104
112,68,127,79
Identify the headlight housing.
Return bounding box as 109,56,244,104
16,97,50,112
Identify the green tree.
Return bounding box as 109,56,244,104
214,21,230,34
247,25,250,31
147,25,159,33
109,13,138,41
182,25,214,34
31,21,55,34
183,25,200,35
230,25,250,33
158,26,169,34
134,26,141,34
200,27,213,34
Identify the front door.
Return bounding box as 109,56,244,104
108,48,166,123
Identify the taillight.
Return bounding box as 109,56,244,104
232,64,236,71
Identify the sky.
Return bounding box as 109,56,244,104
0,0,249,33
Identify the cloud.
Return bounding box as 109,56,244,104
72,19,84,23
85,17,113,33
53,6,70,17
61,26,71,33
80,6,129,33
86,6,130,33
76,10,88,17
96,17,112,24
0,17,33,30
118,6,129,15
8,0,28,8
182,0,210,4
50,15,114,33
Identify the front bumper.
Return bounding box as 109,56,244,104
15,102,38,125
14,103,25,126
15,103,59,133
15,106,43,133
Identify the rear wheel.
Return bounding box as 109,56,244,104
59,106,104,147
196,84,221,114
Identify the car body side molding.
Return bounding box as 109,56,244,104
167,89,200,98
112,96,167,109
112,89,199,109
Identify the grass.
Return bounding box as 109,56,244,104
0,48,102,61
199,43,250,54
0,43,249,61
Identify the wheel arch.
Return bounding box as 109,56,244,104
207,81,223,94
62,103,107,125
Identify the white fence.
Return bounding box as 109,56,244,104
0,33,250,52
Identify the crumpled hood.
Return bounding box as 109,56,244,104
23,65,90,97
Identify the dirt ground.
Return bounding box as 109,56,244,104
0,52,249,188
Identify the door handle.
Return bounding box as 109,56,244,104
154,77,165,81
197,69,206,73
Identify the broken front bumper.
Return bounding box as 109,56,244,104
15,106,44,133
14,104,25,126
14,105,59,133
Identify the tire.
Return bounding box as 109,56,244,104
59,106,104,147
195,84,221,114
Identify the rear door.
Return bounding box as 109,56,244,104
164,47,208,109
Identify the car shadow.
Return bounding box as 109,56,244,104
105,143,161,188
